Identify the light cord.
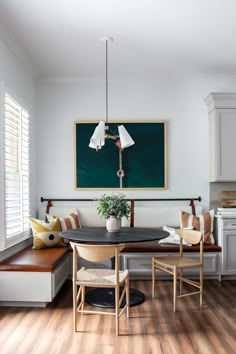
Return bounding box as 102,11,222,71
105,39,108,125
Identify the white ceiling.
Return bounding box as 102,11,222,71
1,0,236,79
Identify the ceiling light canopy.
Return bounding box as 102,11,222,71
89,37,135,151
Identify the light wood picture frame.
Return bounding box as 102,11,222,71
74,120,167,190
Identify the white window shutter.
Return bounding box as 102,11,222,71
3,92,31,247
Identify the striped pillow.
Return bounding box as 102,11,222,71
46,211,81,231
179,210,215,244
59,212,81,231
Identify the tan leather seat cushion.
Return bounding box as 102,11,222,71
123,241,222,253
0,246,71,272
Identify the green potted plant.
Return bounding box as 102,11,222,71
96,193,131,232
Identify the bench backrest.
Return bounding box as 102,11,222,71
38,205,202,228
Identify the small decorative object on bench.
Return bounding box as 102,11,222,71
159,226,192,246
96,193,131,232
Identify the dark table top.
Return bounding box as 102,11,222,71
60,227,169,244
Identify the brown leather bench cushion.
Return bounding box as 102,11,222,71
123,241,222,253
0,246,72,272
0,242,221,272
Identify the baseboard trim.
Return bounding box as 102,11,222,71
0,301,48,307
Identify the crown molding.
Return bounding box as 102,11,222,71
204,92,236,112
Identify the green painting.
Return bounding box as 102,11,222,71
74,121,167,189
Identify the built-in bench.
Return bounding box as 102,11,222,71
0,197,223,306
0,240,222,307
0,246,71,307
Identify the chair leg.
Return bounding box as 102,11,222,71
179,269,183,295
81,286,85,314
200,265,203,307
152,259,156,299
173,267,177,312
126,277,130,319
115,285,119,336
73,283,78,332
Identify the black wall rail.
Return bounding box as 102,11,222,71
40,196,201,222
41,197,201,203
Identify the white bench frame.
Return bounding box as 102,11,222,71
0,253,71,307
121,252,222,281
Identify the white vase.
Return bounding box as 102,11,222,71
106,216,121,233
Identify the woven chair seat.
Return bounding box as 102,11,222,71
77,267,128,285
154,256,201,269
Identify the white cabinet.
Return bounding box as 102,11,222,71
205,93,236,182
217,217,236,275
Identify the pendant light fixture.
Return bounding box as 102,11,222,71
89,37,135,151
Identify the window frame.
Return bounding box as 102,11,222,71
0,84,32,251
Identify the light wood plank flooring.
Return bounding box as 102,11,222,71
1,279,236,354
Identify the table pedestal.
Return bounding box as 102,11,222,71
85,288,145,308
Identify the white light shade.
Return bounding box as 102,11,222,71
89,121,105,149
118,125,135,149
89,141,102,149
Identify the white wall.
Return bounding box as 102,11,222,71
36,74,236,211
0,36,37,221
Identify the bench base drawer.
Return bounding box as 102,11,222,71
121,252,221,279
0,255,71,306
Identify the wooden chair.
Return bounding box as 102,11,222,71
152,229,203,312
70,242,130,336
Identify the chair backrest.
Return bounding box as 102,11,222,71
175,229,202,245
70,242,125,285
70,242,125,262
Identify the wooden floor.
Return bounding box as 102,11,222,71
1,279,236,354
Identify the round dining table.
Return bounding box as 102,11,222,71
61,227,169,308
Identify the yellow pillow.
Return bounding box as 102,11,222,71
29,217,66,249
